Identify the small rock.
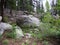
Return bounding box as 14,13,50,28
34,28,39,33
25,33,32,38
34,28,39,32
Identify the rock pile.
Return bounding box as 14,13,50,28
0,16,24,38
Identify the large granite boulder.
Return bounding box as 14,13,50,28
16,15,40,27
0,22,12,35
0,22,12,30
0,22,24,38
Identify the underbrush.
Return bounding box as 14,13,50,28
21,12,60,41
4,24,17,39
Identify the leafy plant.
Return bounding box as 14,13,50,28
40,12,60,38
2,39,9,45
46,0,50,11
42,12,53,23
42,40,49,45
3,16,9,22
6,32,16,39
5,24,16,39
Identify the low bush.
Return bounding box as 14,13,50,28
42,40,49,45
2,39,9,45
5,24,16,39
31,12,60,40
39,12,60,38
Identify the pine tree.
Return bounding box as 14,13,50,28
0,0,16,21
0,0,33,21
46,0,50,12
54,0,60,15
19,0,33,12
6,0,16,15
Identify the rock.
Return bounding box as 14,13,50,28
8,18,16,24
34,28,39,33
15,26,24,38
23,11,29,15
17,15,40,27
0,29,4,35
0,22,12,30
0,22,12,35
28,15,40,26
50,9,57,16
25,33,32,38
34,28,39,31
0,16,2,21
53,14,60,19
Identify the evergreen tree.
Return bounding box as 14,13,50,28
19,0,33,12
6,0,16,15
0,0,16,21
54,0,60,15
0,0,33,21
46,0,50,12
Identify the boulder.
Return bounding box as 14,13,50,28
17,15,40,27
0,22,12,30
0,22,12,35
25,33,32,38
27,15,40,26
0,29,4,35
15,26,24,38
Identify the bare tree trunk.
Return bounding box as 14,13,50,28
10,9,13,16
0,0,4,22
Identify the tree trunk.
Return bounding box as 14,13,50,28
10,9,13,16
0,0,4,22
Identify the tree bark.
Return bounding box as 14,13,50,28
10,9,13,16
0,0,4,22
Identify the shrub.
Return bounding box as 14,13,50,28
39,12,60,38
2,39,9,45
6,24,16,39
6,32,16,39
42,12,53,23
42,40,49,45
3,16,9,22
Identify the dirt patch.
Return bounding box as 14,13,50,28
0,37,43,45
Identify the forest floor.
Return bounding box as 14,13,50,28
0,31,59,45
0,34,58,45
0,37,43,45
